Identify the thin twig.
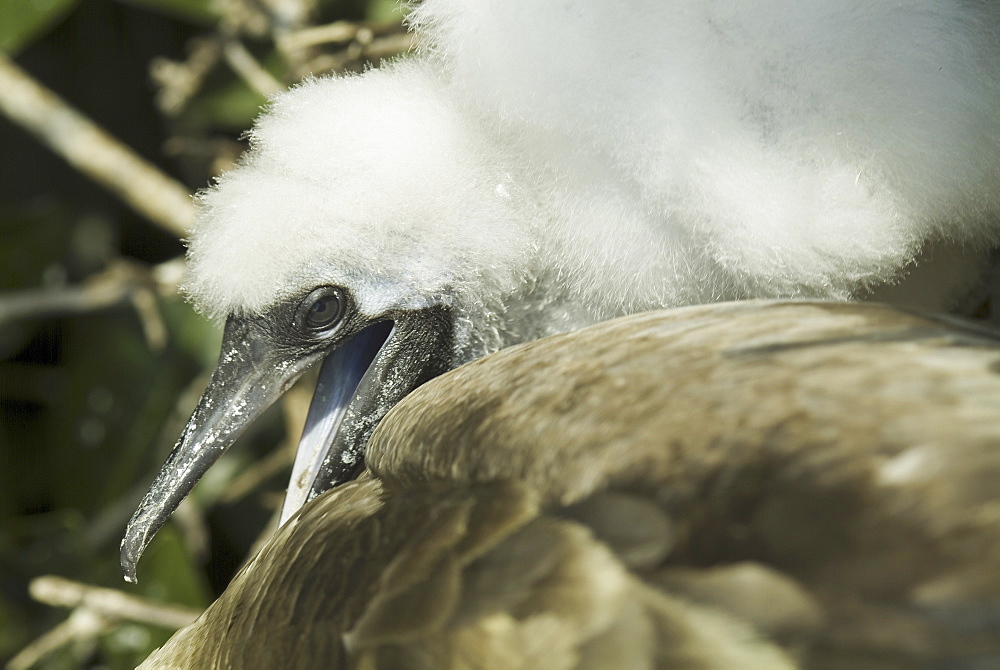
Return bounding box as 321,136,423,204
217,0,271,37
6,607,108,670
8,576,202,670
361,30,417,61
29,575,202,629
150,257,187,296
0,271,131,323
0,257,184,350
276,20,361,52
302,30,416,77
0,53,194,237
150,37,224,117
167,497,213,569
218,443,294,504
130,281,170,351
223,39,286,98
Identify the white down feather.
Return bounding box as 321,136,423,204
185,0,1000,361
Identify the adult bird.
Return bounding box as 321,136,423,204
140,302,1000,668
121,1,1000,579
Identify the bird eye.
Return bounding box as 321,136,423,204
298,287,346,334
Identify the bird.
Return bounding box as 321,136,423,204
120,0,1000,581
138,301,1000,668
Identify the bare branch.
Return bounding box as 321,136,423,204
218,440,293,504
362,30,418,62
0,53,194,237
276,20,363,52
130,280,170,351
8,575,202,670
150,37,224,117
222,39,285,98
0,272,131,323
29,575,201,629
301,30,416,77
6,607,108,670
0,258,184,350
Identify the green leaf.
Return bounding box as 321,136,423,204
0,0,79,55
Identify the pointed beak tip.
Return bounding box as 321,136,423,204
120,550,139,585
121,496,164,584
120,520,146,584
118,315,316,586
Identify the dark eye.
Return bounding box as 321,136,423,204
298,287,346,334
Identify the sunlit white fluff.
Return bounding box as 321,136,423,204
186,0,1000,361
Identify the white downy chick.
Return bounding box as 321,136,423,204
122,0,1000,581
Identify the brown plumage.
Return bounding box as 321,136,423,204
141,301,1000,669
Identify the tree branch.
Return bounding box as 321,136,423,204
0,258,184,350
6,576,202,670
29,576,202,628
222,38,285,98
0,54,194,237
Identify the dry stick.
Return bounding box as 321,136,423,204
0,272,132,323
222,38,285,98
278,19,413,53
30,575,202,630
276,20,361,51
6,577,202,670
0,258,184,348
218,443,295,504
5,608,109,670
361,31,417,62
0,53,194,237
151,37,224,117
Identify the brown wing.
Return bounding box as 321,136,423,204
141,477,791,669
143,301,1000,668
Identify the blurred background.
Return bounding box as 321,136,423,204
0,0,409,666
